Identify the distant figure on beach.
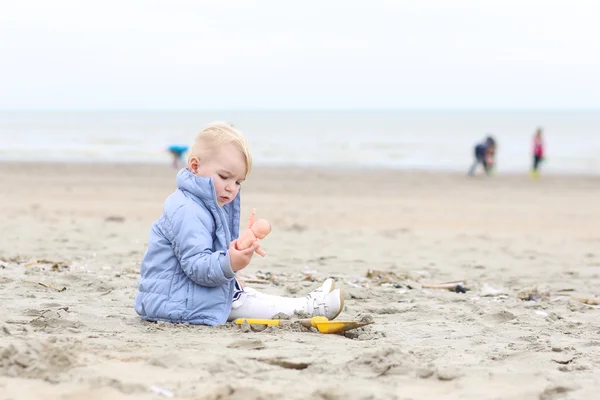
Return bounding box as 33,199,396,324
530,128,545,178
167,144,189,169
468,136,497,177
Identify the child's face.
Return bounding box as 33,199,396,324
189,143,247,207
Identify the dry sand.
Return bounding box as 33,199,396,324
1,162,600,399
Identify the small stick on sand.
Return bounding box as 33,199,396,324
242,279,271,284
24,280,67,292
571,296,600,305
422,281,467,291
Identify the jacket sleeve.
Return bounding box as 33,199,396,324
168,204,235,287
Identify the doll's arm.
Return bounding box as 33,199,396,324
254,243,267,257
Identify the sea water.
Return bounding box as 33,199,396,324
1,110,598,174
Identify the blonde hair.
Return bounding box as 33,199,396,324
189,121,253,176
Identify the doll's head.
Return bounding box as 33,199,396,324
251,219,271,239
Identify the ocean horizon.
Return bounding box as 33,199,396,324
1,110,599,175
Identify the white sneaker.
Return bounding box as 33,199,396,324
306,287,344,320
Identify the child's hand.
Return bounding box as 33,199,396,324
229,240,256,272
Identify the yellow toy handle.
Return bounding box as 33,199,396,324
234,316,369,334
234,316,329,327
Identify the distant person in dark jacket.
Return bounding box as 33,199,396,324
468,136,496,176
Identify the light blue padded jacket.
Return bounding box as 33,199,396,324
134,168,240,325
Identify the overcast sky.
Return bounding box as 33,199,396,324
1,0,599,110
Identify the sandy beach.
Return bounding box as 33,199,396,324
1,161,599,399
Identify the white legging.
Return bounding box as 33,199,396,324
227,287,309,321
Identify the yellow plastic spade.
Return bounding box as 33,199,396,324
234,316,372,334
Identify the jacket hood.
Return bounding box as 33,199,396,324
175,168,241,237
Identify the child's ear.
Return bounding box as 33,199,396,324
188,156,200,174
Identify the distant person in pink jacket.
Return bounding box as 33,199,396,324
531,128,545,178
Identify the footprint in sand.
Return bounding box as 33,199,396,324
226,339,266,350
483,310,517,324
0,338,77,383
28,309,84,332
